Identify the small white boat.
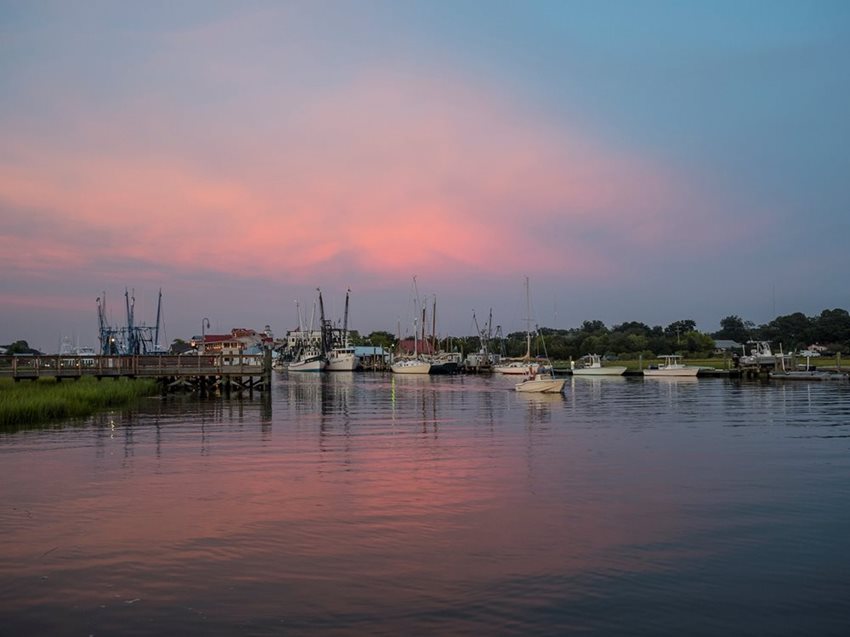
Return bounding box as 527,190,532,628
572,354,626,376
643,355,700,377
391,358,431,374
740,341,782,367
515,370,566,394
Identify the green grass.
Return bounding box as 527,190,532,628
0,377,158,427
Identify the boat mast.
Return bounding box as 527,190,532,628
154,288,162,351
431,296,437,355
342,288,350,346
524,276,532,360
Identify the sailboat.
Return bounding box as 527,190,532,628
495,276,551,376
391,277,431,374
509,277,565,394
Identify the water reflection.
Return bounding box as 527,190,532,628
2,376,850,635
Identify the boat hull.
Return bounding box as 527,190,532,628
327,352,360,371
515,376,566,393
495,362,551,376
573,366,627,376
391,360,431,374
288,357,326,372
643,367,700,377
770,371,849,381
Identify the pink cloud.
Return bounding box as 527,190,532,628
0,68,725,292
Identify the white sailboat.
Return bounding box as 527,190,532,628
511,277,565,394
392,277,431,374
495,277,552,376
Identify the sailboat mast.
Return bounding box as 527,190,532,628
421,306,427,355
431,296,437,355
524,276,532,359
154,288,162,351
343,288,350,344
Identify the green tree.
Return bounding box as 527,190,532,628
713,315,750,342
363,330,396,350
6,340,31,355
665,320,696,340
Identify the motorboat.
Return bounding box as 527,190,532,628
740,341,785,367
515,367,566,394
643,355,700,377
572,354,626,376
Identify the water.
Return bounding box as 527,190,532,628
2,374,850,635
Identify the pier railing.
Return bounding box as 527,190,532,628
0,353,267,380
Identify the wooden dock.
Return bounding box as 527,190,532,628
0,353,272,394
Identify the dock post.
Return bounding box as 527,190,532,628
263,348,272,391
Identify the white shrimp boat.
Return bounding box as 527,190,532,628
288,349,326,372
643,355,700,377
327,346,360,371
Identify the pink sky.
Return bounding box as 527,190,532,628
2,2,843,350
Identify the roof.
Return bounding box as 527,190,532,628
713,340,743,350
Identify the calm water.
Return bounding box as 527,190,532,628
2,373,850,636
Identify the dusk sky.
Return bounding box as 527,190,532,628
2,1,849,352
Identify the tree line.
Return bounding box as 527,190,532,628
352,308,850,360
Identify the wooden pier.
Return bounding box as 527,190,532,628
0,352,272,394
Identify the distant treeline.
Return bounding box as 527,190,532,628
351,308,850,360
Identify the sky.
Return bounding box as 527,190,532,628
2,0,849,352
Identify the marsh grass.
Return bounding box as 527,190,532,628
0,377,158,427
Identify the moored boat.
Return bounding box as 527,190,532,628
515,371,566,393
288,349,326,372
643,355,700,377
391,358,432,374
572,354,626,376
327,346,360,371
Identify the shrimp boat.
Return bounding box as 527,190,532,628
325,290,360,371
